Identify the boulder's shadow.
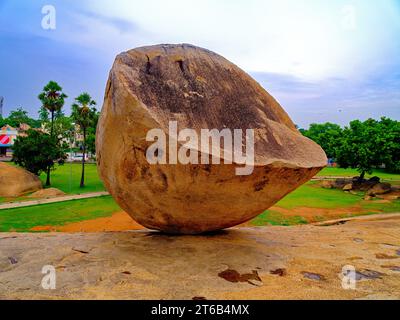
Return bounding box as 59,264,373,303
106,227,287,289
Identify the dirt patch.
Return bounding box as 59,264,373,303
28,205,390,233
28,188,65,198
31,212,144,232
270,205,375,223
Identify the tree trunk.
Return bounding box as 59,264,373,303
50,110,55,137
359,171,365,181
46,110,55,187
80,127,86,188
46,166,51,186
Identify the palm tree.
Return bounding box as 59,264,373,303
38,81,67,186
71,93,97,188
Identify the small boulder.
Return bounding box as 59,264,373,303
0,162,42,197
368,176,380,183
321,180,333,189
385,195,399,201
29,188,66,199
332,178,352,189
352,176,380,191
343,184,353,191
376,194,399,201
367,183,392,196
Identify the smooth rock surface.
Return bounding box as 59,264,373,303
96,43,327,233
1,214,400,300
0,162,42,197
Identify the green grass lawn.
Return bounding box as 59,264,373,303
0,164,399,231
275,181,363,209
0,163,106,203
0,195,120,232
250,180,400,226
317,167,400,182
251,210,308,226
39,163,105,194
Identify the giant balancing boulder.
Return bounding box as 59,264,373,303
96,44,327,234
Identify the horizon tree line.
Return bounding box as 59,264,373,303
300,118,400,179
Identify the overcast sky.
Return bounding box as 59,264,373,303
1,0,399,128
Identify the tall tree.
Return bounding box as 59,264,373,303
71,93,97,188
85,110,100,156
300,122,343,159
38,81,67,185
335,119,382,180
12,129,67,176
377,117,400,173
40,110,74,141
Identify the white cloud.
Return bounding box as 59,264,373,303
77,0,400,81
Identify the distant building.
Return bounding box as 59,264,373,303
0,125,18,157
0,123,35,158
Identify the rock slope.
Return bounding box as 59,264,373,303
1,214,399,299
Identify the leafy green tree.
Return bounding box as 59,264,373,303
38,81,67,185
71,93,97,188
38,106,50,123
0,108,41,128
84,108,100,156
377,117,400,173
41,115,74,141
12,129,67,176
300,122,343,158
38,81,67,136
335,119,382,180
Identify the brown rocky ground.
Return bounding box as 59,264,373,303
1,214,400,300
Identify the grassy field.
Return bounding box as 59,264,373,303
317,167,400,181
0,164,399,231
0,163,105,203
276,181,362,209
39,163,105,194
250,210,308,226
1,180,399,232
0,196,119,232
251,181,400,226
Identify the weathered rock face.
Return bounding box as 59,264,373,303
96,44,327,234
0,162,42,197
